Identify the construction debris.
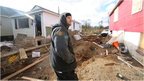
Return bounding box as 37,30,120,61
116,73,130,81
21,76,44,81
2,55,48,80
32,51,41,58
14,34,34,48
1,30,144,80
19,48,28,59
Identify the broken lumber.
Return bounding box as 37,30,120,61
105,49,108,55
92,42,104,48
21,76,44,81
117,56,144,75
19,48,28,59
1,44,50,58
2,55,48,80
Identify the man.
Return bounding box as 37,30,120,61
50,12,78,80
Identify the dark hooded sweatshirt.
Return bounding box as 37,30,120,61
50,13,76,72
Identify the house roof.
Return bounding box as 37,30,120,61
0,6,33,19
109,0,124,16
0,6,21,17
28,5,59,17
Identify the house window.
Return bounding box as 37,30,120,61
132,0,143,14
18,18,29,28
15,18,29,29
114,8,118,22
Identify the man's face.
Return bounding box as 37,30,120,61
66,16,72,26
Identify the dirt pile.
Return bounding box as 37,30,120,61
82,35,111,44
68,31,111,66
76,54,144,80
74,41,96,66
82,35,102,44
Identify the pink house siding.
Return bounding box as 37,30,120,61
109,0,144,32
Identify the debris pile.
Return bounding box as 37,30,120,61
1,30,143,80
68,30,110,66
69,30,143,80
14,34,36,48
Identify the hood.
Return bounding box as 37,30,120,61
52,12,71,31
52,24,61,30
59,12,71,30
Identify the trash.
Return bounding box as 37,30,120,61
32,51,40,58
116,73,130,81
0,41,14,54
8,55,18,64
73,35,82,40
0,41,13,47
0,46,12,52
100,29,111,37
119,43,128,54
112,41,120,50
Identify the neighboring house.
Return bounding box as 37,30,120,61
69,20,82,32
0,6,20,41
11,10,35,38
12,5,59,38
109,0,144,65
1,5,82,40
11,5,82,38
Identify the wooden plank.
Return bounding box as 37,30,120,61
1,44,50,58
2,55,48,80
19,48,28,59
21,76,44,81
117,56,144,75
92,42,104,48
139,33,144,49
136,47,144,56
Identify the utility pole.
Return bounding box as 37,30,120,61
58,6,60,14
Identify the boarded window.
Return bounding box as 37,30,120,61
18,18,29,28
114,8,118,22
132,0,143,14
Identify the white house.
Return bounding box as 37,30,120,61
0,6,20,41
11,5,82,38
12,5,59,38
69,20,82,32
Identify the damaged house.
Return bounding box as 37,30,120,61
109,0,144,65
0,6,20,41
0,5,82,41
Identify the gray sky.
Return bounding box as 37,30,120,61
0,0,117,26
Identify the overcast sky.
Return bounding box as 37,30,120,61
0,0,117,26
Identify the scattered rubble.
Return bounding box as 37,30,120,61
14,34,36,48
1,30,143,80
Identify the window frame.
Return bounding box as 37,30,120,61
15,17,30,29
